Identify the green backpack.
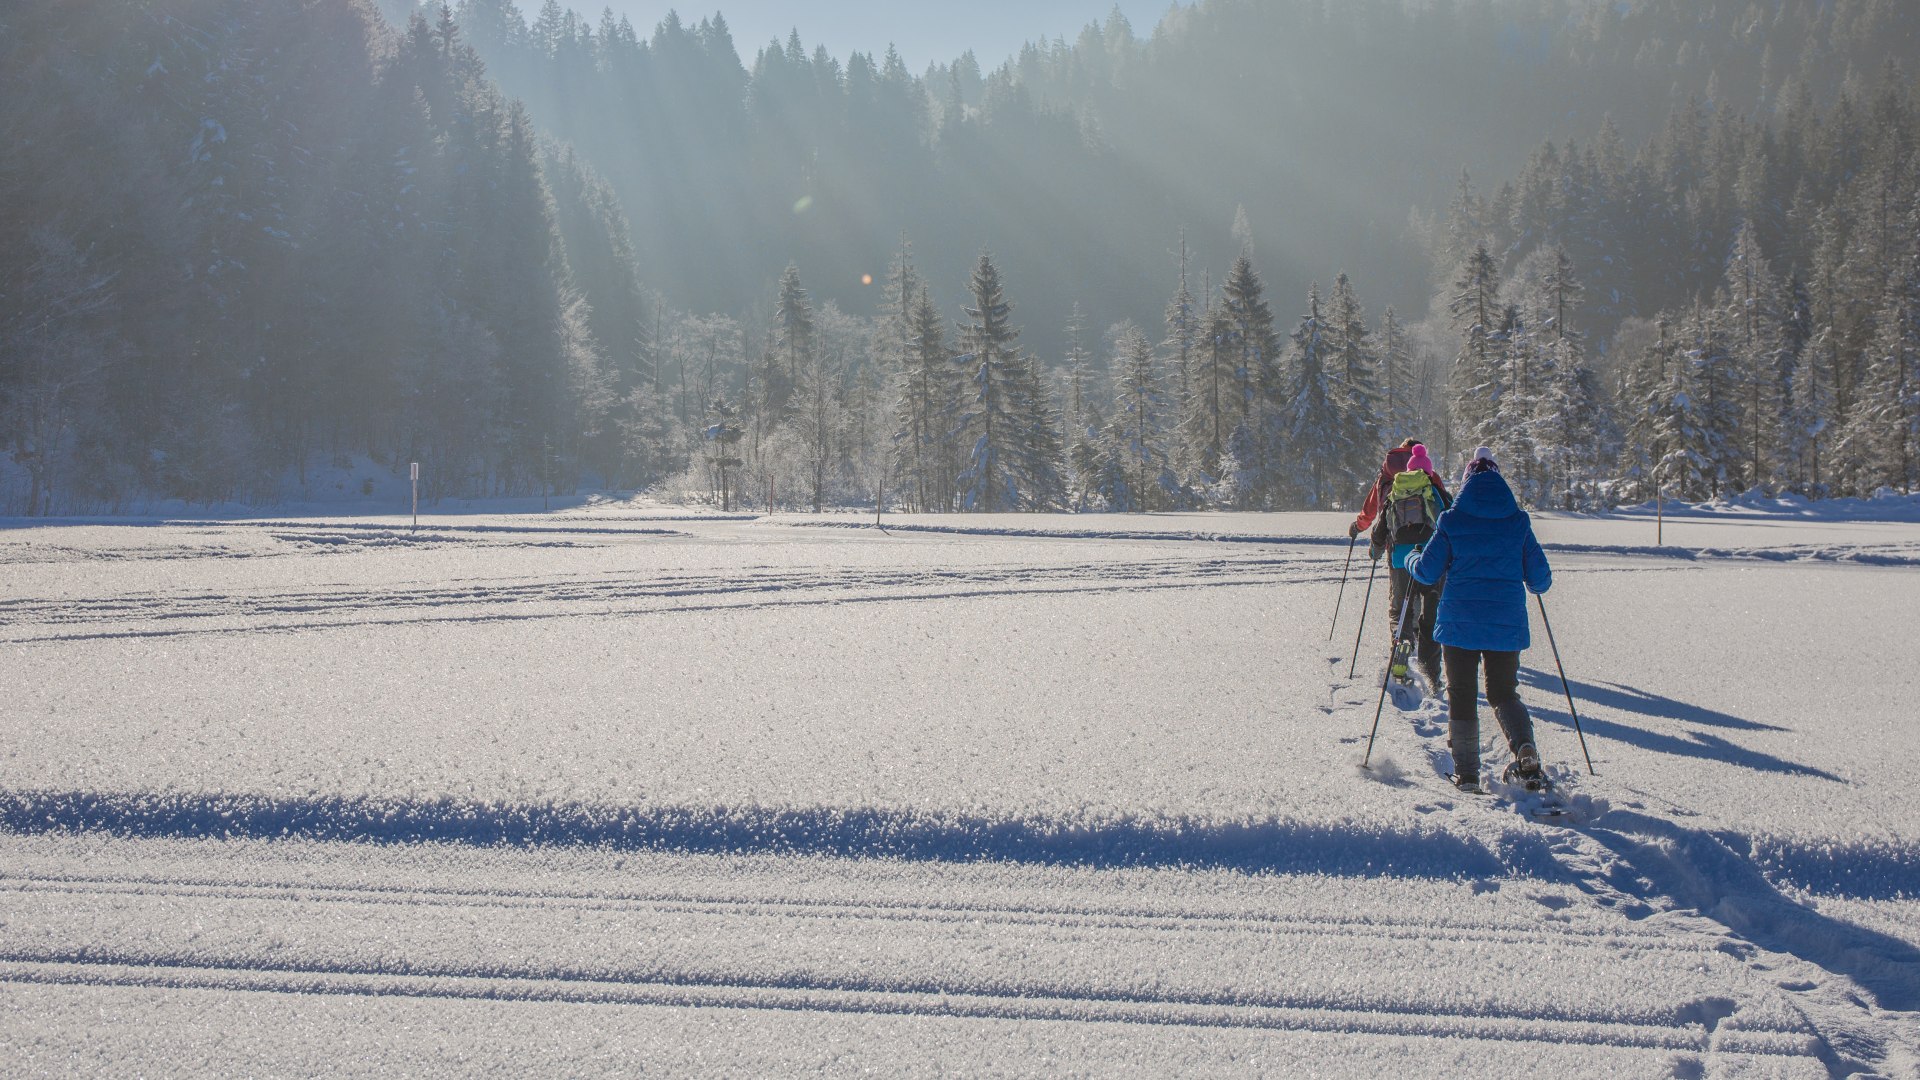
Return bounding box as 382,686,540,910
1383,470,1440,545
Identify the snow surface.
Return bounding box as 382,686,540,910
1,507,1915,1076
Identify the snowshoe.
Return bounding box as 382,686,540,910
1450,773,1486,795
1502,744,1548,792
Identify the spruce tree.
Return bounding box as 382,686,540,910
891,284,949,512
1112,324,1171,510
1163,231,1199,475
1378,307,1418,447
954,253,1025,512
1184,302,1235,488
791,320,843,512
1629,320,1683,503
1279,285,1343,509
1006,352,1065,510
1724,222,1784,492
1447,243,1502,466
770,262,814,422
1841,226,1920,494
1220,254,1280,427
1655,303,1744,500
1324,272,1382,485
1061,304,1107,509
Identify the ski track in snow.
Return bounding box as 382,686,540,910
0,835,1836,1070
0,554,1324,644
1,511,1916,1076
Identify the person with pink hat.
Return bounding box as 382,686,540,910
1365,442,1452,693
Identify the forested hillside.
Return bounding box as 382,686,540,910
3,0,1916,514
1435,64,1920,503
415,0,1919,353
1,1,649,512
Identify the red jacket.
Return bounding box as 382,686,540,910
1352,449,1450,532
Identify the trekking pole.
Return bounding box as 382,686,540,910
1362,589,1417,769
1328,534,1359,641
1535,593,1596,776
1346,553,1379,679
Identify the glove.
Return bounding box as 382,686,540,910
1368,543,1383,562
1347,522,1361,539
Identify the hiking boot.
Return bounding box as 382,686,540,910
1451,772,1484,794
1503,744,1546,791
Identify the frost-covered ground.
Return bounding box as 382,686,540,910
1,506,1916,1077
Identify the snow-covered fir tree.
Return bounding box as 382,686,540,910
1184,301,1235,489
770,262,813,422
1616,317,1679,502
1377,306,1418,448
892,283,954,512
955,254,1052,512
1323,273,1382,487
1839,222,1920,494
1447,243,1503,467
1278,285,1344,508
1163,232,1200,480
1220,254,1280,429
1654,302,1745,500
1110,324,1174,510
1060,303,1109,509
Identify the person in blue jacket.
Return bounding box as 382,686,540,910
1408,447,1551,792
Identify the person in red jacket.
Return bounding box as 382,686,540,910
1349,439,1418,539
1362,443,1453,692
1349,439,1451,538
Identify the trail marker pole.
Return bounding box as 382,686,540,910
1347,554,1379,679
1657,483,1664,546
876,477,884,528
1329,535,1359,642
1536,593,1596,776
410,462,419,531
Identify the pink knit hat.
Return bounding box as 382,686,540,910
1407,444,1434,474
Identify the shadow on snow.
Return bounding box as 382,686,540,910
0,788,1533,882
1519,669,1842,783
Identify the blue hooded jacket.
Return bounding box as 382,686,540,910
1407,469,1551,652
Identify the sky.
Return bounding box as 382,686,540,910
612,1,1166,70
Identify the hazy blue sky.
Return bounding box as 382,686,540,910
613,2,1166,70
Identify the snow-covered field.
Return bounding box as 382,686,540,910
1,506,1916,1076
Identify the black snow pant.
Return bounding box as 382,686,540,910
1387,566,1442,683
1442,646,1537,782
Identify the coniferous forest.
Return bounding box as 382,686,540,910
3,0,1918,514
